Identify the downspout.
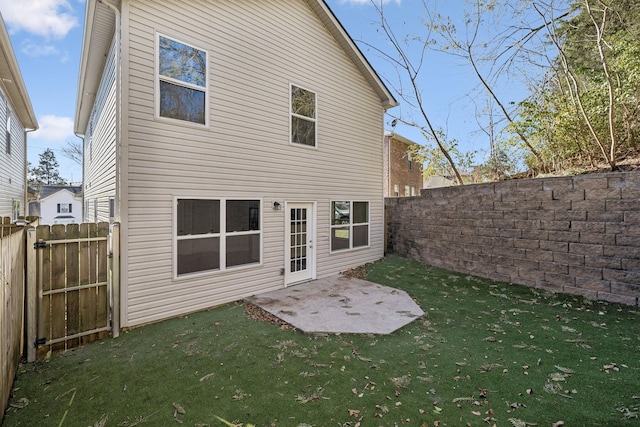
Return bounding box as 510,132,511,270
24,128,36,219
97,0,122,338
73,132,85,220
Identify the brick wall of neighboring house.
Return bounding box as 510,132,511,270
385,171,640,306
384,135,423,197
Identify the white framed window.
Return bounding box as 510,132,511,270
57,203,72,213
330,201,369,252
290,84,316,147
411,186,416,196
404,185,410,196
175,198,261,277
157,34,207,125
393,184,399,197
407,152,412,170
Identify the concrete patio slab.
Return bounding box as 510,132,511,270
245,274,424,334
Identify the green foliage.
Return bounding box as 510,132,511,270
513,0,640,171
416,130,476,181
28,148,67,190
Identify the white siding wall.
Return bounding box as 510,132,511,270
84,37,117,222
39,191,83,225
121,0,387,327
0,87,27,219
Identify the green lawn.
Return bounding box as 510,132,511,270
4,255,639,426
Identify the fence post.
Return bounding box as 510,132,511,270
111,223,120,338
25,228,36,363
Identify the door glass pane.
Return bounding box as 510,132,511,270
177,237,220,275
290,207,308,273
226,234,260,267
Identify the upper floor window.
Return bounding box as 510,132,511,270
407,152,412,170
57,203,72,214
158,35,207,125
290,85,316,147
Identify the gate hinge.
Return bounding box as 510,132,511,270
35,337,47,347
34,240,47,249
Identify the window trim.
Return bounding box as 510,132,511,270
289,83,317,148
173,197,263,280
329,200,370,253
156,32,209,127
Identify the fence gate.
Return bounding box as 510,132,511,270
26,222,120,361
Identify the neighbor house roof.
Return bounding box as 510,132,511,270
385,131,420,147
74,0,398,135
39,185,83,201
0,12,38,130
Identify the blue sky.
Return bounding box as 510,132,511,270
0,0,534,183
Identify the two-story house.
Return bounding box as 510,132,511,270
74,0,397,328
0,13,38,220
29,185,83,225
384,132,423,197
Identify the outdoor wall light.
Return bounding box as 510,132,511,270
273,201,282,210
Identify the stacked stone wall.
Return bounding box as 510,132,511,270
385,171,640,306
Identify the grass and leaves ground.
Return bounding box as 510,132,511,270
4,255,640,426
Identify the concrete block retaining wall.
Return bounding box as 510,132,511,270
385,171,640,306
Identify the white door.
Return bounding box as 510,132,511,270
285,202,315,285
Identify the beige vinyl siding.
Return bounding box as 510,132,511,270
121,0,386,327
84,37,117,222
0,87,26,218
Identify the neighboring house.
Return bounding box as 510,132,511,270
74,0,397,328
0,12,38,220
30,185,83,225
384,132,423,197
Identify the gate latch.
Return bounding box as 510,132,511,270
34,240,47,249
35,337,47,347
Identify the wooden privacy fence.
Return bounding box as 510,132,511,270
25,222,120,361
0,218,27,422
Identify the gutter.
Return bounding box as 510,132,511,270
97,0,122,338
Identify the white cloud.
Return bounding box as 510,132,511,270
20,39,60,57
0,0,78,39
31,115,74,142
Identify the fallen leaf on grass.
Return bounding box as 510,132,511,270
508,418,537,427
554,365,574,374
199,373,216,382
8,398,29,409
173,403,186,415
348,409,360,417
94,414,108,427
